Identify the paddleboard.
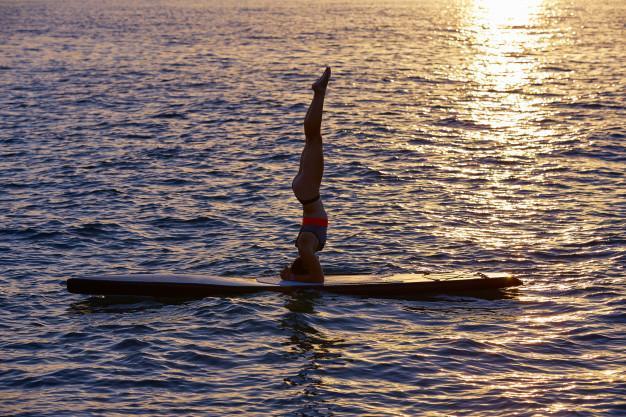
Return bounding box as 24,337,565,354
66,271,522,298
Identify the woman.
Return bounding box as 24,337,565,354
280,67,331,283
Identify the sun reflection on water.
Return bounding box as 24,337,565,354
463,0,549,131
436,0,564,251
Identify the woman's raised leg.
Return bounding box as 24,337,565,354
293,67,331,200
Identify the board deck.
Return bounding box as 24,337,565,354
66,272,522,298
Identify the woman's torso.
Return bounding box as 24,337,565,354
302,199,327,219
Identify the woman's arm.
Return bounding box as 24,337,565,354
297,247,324,283
282,233,324,283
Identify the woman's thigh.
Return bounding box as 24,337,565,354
293,141,323,191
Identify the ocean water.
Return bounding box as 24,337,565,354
1,0,625,415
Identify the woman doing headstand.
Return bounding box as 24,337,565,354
280,67,331,283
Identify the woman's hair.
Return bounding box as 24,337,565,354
291,257,309,275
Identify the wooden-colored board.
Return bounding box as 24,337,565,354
67,272,522,298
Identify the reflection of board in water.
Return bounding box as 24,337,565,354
67,272,522,298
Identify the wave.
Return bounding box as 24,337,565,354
433,116,492,130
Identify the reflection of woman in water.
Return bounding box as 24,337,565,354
281,67,331,283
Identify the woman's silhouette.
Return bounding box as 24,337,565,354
281,67,331,283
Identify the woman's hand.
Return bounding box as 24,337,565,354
280,266,293,280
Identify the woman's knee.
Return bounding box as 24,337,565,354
304,132,323,144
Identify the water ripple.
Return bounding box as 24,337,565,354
0,0,624,415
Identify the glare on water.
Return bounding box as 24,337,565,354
0,0,624,415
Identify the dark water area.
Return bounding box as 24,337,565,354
1,0,625,415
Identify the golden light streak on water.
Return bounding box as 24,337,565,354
463,0,550,134
429,0,570,252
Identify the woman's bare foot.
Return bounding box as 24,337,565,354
312,67,331,94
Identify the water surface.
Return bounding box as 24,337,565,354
1,0,625,415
